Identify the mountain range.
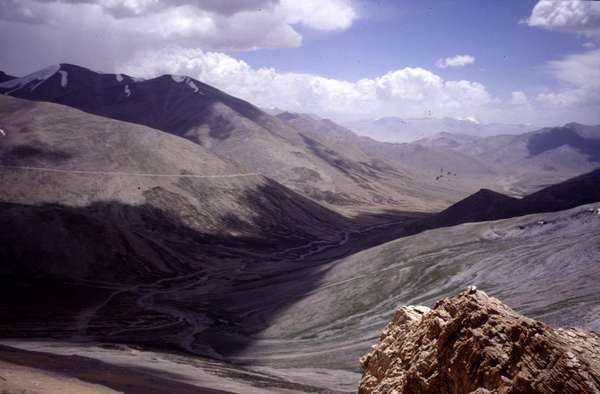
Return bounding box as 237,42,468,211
3,64,600,212
0,64,467,212
416,123,600,194
1,64,600,393
344,116,532,143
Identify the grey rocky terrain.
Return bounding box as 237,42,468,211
1,65,468,212
1,67,600,393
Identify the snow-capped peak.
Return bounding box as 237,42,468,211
0,64,60,93
458,116,480,124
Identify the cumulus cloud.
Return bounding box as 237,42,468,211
523,1,600,122
2,0,599,125
544,48,600,88
117,46,600,124
436,54,476,69
34,0,278,18
278,0,356,31
0,0,356,53
526,0,600,36
0,0,45,23
535,49,600,113
119,47,493,120
510,91,529,106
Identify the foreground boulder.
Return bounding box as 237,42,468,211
359,287,600,394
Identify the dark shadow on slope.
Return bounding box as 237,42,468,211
0,178,421,357
2,64,266,139
0,144,72,166
527,127,600,162
418,167,600,230
1,169,598,369
0,71,16,83
198,169,600,366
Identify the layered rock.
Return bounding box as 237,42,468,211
359,287,600,394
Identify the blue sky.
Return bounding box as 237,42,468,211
1,0,599,125
231,0,584,100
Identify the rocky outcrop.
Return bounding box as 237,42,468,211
359,287,600,394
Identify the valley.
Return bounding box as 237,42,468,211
0,64,599,393
2,203,598,393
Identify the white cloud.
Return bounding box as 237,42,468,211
120,47,493,120
510,91,529,106
118,47,600,125
278,0,356,31
0,0,357,52
544,48,600,88
526,0,600,36
583,41,596,49
436,54,476,69
30,0,279,18
535,49,600,119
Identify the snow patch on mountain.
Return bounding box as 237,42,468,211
187,80,200,94
59,70,68,88
170,75,203,94
458,116,480,124
116,74,124,82
0,64,60,93
171,75,186,83
124,84,131,97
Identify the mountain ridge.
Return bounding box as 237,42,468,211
422,168,600,229
1,64,482,211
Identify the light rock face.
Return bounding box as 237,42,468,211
359,287,600,394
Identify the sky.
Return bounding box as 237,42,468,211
1,0,600,126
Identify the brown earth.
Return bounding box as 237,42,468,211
359,287,600,394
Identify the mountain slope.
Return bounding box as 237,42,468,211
0,95,351,283
211,203,600,391
1,64,449,211
275,111,508,211
423,168,600,229
0,71,15,83
1,94,599,392
417,123,600,195
0,95,425,392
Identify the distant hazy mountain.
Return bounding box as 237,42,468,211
0,64,456,211
344,116,532,143
274,111,513,209
276,111,509,201
423,168,600,229
416,123,600,195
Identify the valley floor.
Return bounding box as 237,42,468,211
1,204,599,393
0,341,307,394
